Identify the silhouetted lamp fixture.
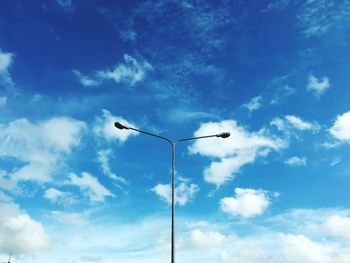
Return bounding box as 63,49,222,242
114,122,129,130
114,122,230,263
216,132,231,138
1,253,12,263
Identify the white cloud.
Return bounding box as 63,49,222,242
0,117,86,185
67,172,115,202
323,215,350,239
0,96,6,108
329,111,350,142
270,117,286,131
97,54,152,86
44,188,75,205
0,49,14,85
165,108,214,123
0,202,50,254
50,211,88,226
280,233,350,263
297,0,350,38
152,184,172,203
0,191,12,202
189,229,231,249
330,157,341,166
307,74,330,96
269,208,350,234
271,115,319,134
203,155,255,186
40,117,86,152
190,120,285,187
10,210,350,263
285,115,317,131
44,188,65,202
0,170,16,191
93,109,138,143
220,188,272,218
263,0,290,12
185,220,209,229
0,51,12,72
72,70,100,87
242,96,262,113
97,149,127,184
152,178,199,206
120,29,137,42
285,156,306,166
190,120,283,159
73,54,152,88
56,0,74,11
270,85,295,105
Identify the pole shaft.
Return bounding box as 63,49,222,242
171,143,175,263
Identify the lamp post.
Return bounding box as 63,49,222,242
114,122,230,263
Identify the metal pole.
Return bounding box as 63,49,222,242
114,122,230,263
171,142,175,263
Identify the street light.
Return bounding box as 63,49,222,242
114,122,230,263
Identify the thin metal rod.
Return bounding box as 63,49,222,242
171,143,175,263
175,134,220,143
126,126,173,145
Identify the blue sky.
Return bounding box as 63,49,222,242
1,0,350,262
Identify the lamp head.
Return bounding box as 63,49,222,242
217,132,230,138
114,122,129,130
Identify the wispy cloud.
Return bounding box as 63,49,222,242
263,0,350,38
72,70,100,87
56,0,74,11
0,48,14,86
285,115,319,131
271,115,320,134
133,0,234,53
0,96,6,108
242,96,263,113
74,54,152,88
307,74,330,96
50,211,88,226
44,188,76,205
330,157,341,166
263,0,290,12
110,0,236,120
285,156,307,166
66,172,115,202
296,0,350,38
97,149,127,184
97,54,152,86
270,85,295,105
163,108,216,123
